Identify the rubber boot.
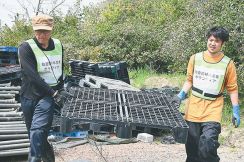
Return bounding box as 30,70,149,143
42,142,55,162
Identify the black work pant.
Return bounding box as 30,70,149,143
185,121,221,162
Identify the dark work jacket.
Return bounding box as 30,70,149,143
18,37,64,100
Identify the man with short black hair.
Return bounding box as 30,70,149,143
174,27,240,162
18,14,65,162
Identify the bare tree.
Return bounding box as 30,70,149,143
48,0,66,15
36,0,42,15
0,0,85,26
14,0,68,22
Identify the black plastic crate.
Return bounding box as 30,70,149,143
98,64,117,79
69,60,130,84
69,60,99,80
98,61,130,84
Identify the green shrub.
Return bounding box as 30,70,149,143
0,20,32,46
0,0,243,94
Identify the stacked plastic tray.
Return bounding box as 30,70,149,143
69,60,99,79
98,61,130,84
69,60,130,84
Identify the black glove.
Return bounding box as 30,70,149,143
53,89,73,108
171,95,181,106
170,90,186,106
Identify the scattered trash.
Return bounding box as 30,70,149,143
91,134,138,145
49,131,88,141
53,137,88,149
137,133,153,143
161,135,176,144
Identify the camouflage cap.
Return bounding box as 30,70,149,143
32,14,53,31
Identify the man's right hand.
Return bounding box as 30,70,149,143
53,89,73,108
171,90,186,106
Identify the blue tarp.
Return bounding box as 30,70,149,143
0,46,18,53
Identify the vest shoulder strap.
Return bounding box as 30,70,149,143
26,39,35,44
221,55,231,64
194,52,203,61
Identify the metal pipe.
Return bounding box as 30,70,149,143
0,123,26,127
0,86,21,91
0,117,23,121
0,139,29,145
0,83,11,87
0,103,21,108
0,121,25,125
0,134,28,140
0,143,30,151
0,124,26,127
0,99,17,104
0,127,27,130
0,125,26,128
0,112,22,117
0,108,15,112
0,129,28,134
0,148,29,157
0,91,19,94
0,94,15,98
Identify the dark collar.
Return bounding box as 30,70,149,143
33,37,55,51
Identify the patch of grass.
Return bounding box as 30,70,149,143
129,68,186,89
158,73,186,88
221,101,233,126
129,68,157,88
219,134,226,145
64,65,71,75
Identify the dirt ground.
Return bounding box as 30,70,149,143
53,126,244,162
2,129,243,162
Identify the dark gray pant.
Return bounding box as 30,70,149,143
21,96,55,161
185,121,221,162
